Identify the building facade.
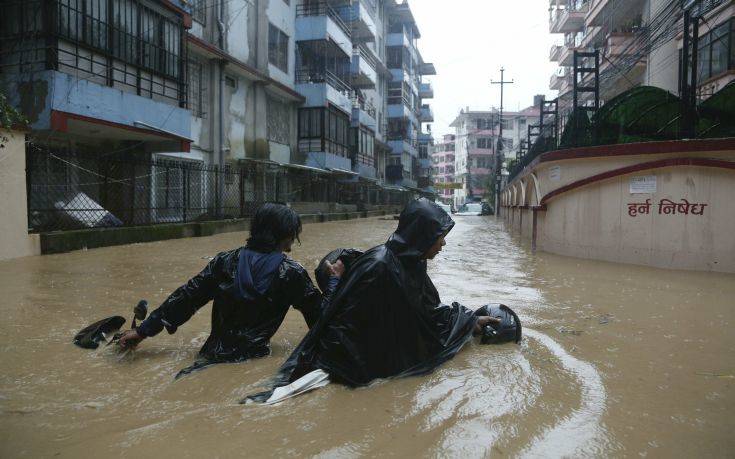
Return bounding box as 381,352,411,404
431,134,455,204
548,0,735,122
1,0,435,232
449,107,536,208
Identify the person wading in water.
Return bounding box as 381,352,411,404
250,198,497,400
118,203,344,378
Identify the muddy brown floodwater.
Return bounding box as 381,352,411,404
0,216,733,458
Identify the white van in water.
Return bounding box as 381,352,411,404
455,202,483,216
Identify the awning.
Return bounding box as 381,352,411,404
50,110,191,153
281,162,331,174
381,184,409,192
328,167,359,176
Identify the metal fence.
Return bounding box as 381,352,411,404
26,145,408,232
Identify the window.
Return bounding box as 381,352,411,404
52,0,184,102
352,127,375,166
188,59,208,118
299,107,323,138
501,118,512,130
268,23,289,72
191,0,206,25
267,96,291,144
477,137,492,149
696,18,734,82
387,46,403,69
111,0,138,62
298,106,350,156
387,81,403,105
475,118,493,130
387,118,408,140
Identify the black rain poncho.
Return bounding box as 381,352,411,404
136,248,328,377
260,198,478,392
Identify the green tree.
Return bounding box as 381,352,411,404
0,91,26,131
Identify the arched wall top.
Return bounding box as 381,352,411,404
540,157,735,206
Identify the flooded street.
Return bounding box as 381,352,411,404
1,216,733,458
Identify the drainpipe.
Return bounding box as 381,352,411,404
217,0,226,217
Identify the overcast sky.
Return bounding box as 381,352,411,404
409,0,560,138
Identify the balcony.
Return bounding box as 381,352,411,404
602,33,641,61
21,70,190,151
549,2,588,34
587,0,644,28
418,131,433,143
387,138,418,157
387,103,417,123
352,1,377,42
296,2,353,57
295,69,352,113
351,97,377,129
419,105,434,123
550,68,571,90
550,44,563,62
419,82,434,98
306,151,352,171
351,45,378,89
419,62,436,76
387,30,411,48
559,42,583,67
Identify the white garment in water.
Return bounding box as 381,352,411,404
264,369,330,405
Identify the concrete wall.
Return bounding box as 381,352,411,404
502,140,735,273
267,0,297,87
0,129,40,260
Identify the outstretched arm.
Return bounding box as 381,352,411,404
118,253,227,348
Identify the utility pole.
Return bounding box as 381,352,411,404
491,67,513,217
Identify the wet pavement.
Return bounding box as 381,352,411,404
0,216,733,458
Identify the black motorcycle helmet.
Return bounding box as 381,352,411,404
475,304,522,344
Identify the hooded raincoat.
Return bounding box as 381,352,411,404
136,248,328,377
259,198,478,392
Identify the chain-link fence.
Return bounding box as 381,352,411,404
26,145,409,232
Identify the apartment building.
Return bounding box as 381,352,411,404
1,0,434,228
431,134,455,204
449,107,535,208
548,0,734,119
384,1,435,190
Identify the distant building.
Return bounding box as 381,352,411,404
448,107,537,208
431,134,455,204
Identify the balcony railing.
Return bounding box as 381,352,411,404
296,2,351,39
354,44,379,71
550,44,563,61
351,95,376,118
296,69,352,94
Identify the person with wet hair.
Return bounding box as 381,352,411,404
251,198,497,399
118,202,343,378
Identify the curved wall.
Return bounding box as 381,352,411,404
501,139,735,273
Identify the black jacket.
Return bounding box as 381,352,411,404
137,248,324,366
259,198,478,393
